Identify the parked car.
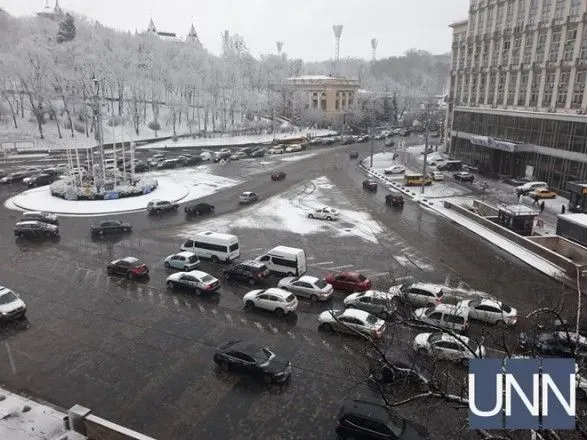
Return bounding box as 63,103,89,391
518,331,587,360
166,270,220,294
318,308,386,338
164,251,200,271
133,162,150,173
429,158,446,166
25,173,53,187
90,220,132,235
14,221,59,239
340,136,354,145
183,155,204,166
349,151,359,159
268,145,285,154
336,400,430,440
431,171,445,181
20,211,58,225
385,192,404,207
0,286,26,321
344,290,397,319
531,188,557,199
412,304,470,333
157,159,179,170
243,287,298,317
238,191,259,204
456,298,518,326
147,199,179,213
200,151,212,161
0,172,27,183
515,181,548,196
453,171,475,182
277,275,334,302
413,332,485,366
307,207,339,221
184,202,215,216
229,153,242,161
357,135,370,143
363,179,378,192
384,165,406,174
213,340,291,383
271,171,286,181
388,282,445,307
384,138,395,147
232,151,248,160
223,260,270,285
106,257,149,279
248,148,265,158
325,271,371,292
285,144,303,153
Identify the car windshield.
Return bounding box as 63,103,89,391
357,274,367,282
424,307,436,316
500,302,512,313
201,275,215,283
429,333,444,344
365,314,379,325
315,279,328,289
0,291,18,304
253,348,273,365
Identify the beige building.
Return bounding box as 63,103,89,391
447,0,587,191
285,75,360,120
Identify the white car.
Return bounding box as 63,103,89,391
388,282,445,307
285,144,303,153
243,287,298,316
413,332,485,366
515,181,548,195
277,275,333,301
268,145,285,154
384,165,406,175
200,152,212,161
166,270,220,294
307,207,339,221
431,171,444,181
0,286,26,320
456,298,518,326
429,158,446,166
318,308,386,339
344,290,396,319
164,251,200,271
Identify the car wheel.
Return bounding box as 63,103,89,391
326,216,332,221
245,300,255,310
417,347,428,356
308,214,314,219
321,323,333,332
495,320,506,328
211,255,219,263
248,278,256,286
155,208,160,213
263,374,273,384
107,267,113,275
275,308,285,317
44,231,51,237
310,294,318,302
167,281,174,289
183,266,190,271
123,227,128,232
164,262,171,269
220,361,230,372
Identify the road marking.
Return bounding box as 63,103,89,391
329,264,353,270
394,276,414,283
307,256,316,261
240,318,248,325
353,269,371,273
369,272,391,278
246,247,264,253
312,261,334,266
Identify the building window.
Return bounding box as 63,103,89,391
543,72,556,107
505,2,514,30
507,73,517,105
479,75,487,103
497,72,506,104
311,92,318,109
482,43,489,67
523,33,534,64
518,72,529,106
580,31,587,59
496,4,504,31
471,76,478,103
573,70,586,108
536,31,547,62
512,37,522,64
554,0,565,22
320,92,326,111
528,0,539,25
488,73,497,103
541,0,552,22
516,0,526,28
557,71,570,107
548,31,561,62
570,0,581,19
564,27,578,61
530,71,541,106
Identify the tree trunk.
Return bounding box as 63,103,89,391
54,111,62,139
19,92,24,118
204,106,208,132
118,83,124,115
1,91,18,129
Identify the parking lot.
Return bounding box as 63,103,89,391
0,138,584,439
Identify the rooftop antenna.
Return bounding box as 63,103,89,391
276,41,283,55
371,38,378,61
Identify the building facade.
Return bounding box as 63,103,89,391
447,0,587,191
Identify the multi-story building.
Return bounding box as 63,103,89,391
447,0,587,191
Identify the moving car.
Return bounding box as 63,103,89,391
453,171,474,182
404,174,432,186
344,290,396,319
248,148,265,158
243,287,298,317
431,171,444,181
14,221,59,239
456,298,518,326
231,151,248,160
388,282,445,307
184,202,215,216
307,207,339,221
268,145,285,154
0,172,27,183
515,181,548,196
384,165,406,174
271,171,286,181
164,251,200,271
147,199,179,213
238,191,259,204
26,173,53,187
20,211,59,225
357,135,370,143
223,260,270,285
384,138,395,147
531,188,557,199
285,144,303,153
90,220,132,235
325,271,371,292
213,341,291,383
385,192,404,207
156,159,179,170
106,257,149,279
336,400,430,440
277,275,334,302
413,332,485,366
166,270,220,294
363,179,378,192
318,308,386,339
0,286,26,321
349,151,359,159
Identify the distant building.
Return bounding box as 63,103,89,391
145,19,203,47
37,0,64,21
285,75,360,121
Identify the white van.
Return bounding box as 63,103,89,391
181,231,240,263
255,246,306,276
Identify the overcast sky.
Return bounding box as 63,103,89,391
3,0,470,60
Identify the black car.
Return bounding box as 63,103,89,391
336,400,430,440
369,360,427,388
185,202,215,216
157,159,179,170
20,211,59,225
453,171,474,182
0,172,27,183
90,220,132,235
14,221,59,239
184,155,203,166
349,151,359,159
106,257,149,279
519,331,587,360
27,173,53,187
134,162,149,172
223,260,270,286
213,340,292,383
363,179,378,192
385,192,404,207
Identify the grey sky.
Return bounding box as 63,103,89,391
2,0,470,60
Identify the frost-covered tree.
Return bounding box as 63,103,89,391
57,13,76,44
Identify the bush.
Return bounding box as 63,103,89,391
148,120,161,133
107,115,123,127
74,121,85,133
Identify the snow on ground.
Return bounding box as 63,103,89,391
177,176,387,244
370,151,418,177
141,129,337,150
4,167,241,217
277,152,318,162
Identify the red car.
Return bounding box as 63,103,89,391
325,271,372,292
271,171,286,181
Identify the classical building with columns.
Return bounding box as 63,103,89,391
447,0,587,190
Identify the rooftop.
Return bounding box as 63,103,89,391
558,213,587,228
499,204,540,216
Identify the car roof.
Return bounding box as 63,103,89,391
297,275,320,283
222,341,262,355
340,271,363,278
431,303,468,315
264,287,290,297
342,308,373,320
409,282,444,294
239,260,266,268
363,290,393,299
429,332,471,344
22,211,44,216
15,221,41,226
121,257,140,263
340,400,395,421
241,191,254,196
175,251,196,258
185,270,211,278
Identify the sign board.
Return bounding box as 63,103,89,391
103,191,119,200
471,136,518,153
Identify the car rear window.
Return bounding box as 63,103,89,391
187,256,198,263
286,294,296,302
365,314,379,325
229,243,239,252
500,303,512,313
201,275,215,283
315,279,328,289
131,261,144,267
357,274,367,282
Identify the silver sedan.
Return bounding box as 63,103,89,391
277,275,333,302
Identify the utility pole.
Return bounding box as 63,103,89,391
421,102,430,195
369,99,375,168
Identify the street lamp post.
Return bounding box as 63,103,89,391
369,98,375,168
421,102,431,195
92,74,106,186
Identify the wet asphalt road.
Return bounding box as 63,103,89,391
0,142,583,440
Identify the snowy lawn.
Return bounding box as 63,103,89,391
177,176,388,244
4,167,241,216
